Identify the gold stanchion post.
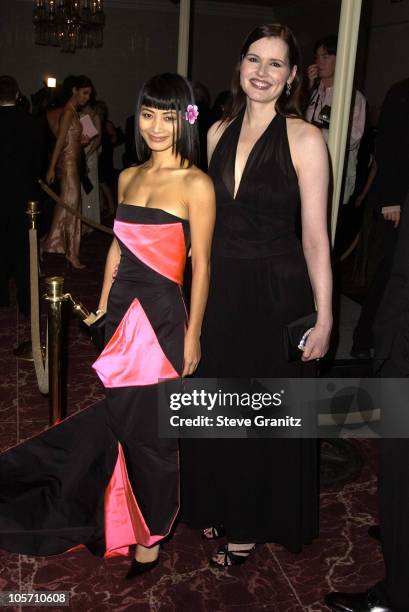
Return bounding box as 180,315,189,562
44,276,67,425
27,200,39,230
16,200,95,419
14,201,41,361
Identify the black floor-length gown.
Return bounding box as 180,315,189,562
181,111,319,552
0,204,189,557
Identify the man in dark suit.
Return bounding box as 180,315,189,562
0,75,44,316
352,78,409,359
326,190,409,611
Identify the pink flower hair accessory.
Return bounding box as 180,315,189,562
185,104,199,125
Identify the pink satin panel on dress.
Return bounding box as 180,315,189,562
114,220,186,285
92,298,179,387
104,443,178,555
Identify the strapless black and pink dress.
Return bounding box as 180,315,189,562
0,204,189,557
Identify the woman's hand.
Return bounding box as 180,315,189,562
46,167,55,185
81,134,91,147
382,208,401,228
301,322,332,361
182,331,201,377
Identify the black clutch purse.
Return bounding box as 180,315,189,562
283,312,317,362
83,312,106,352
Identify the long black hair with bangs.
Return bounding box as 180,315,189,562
135,73,199,167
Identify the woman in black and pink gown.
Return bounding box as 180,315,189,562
0,73,215,577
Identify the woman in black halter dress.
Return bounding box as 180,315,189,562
181,24,332,564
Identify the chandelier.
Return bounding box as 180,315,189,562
33,1,105,53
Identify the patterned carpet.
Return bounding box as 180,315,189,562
0,230,384,611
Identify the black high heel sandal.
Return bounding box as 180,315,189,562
201,525,226,540
210,543,256,567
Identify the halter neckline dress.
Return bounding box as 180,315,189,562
181,110,319,552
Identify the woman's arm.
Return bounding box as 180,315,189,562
46,109,73,184
86,113,102,157
183,171,216,376
289,120,333,361
97,238,120,312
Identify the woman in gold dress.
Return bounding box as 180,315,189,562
42,75,94,269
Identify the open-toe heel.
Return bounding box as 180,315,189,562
210,543,255,567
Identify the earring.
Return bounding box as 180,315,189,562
286,82,291,97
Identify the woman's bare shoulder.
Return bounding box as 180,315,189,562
208,119,226,139
61,104,75,118
118,165,143,202
286,116,324,146
208,119,231,142
207,119,230,161
118,165,140,187
54,106,75,132
286,117,328,179
286,117,327,166
184,165,214,194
